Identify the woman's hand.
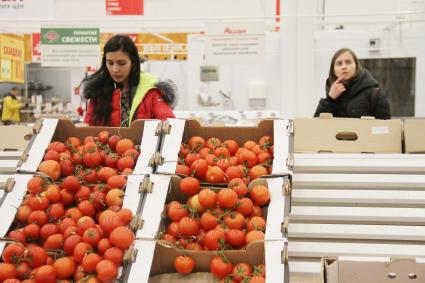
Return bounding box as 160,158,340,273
328,77,346,99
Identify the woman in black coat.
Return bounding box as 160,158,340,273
314,48,391,119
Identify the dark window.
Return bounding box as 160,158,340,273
359,57,416,117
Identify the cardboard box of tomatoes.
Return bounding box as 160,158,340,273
123,173,289,282
18,118,162,175
155,118,292,178
126,238,288,282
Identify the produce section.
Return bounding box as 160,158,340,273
0,118,290,283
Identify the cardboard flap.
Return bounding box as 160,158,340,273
0,125,33,151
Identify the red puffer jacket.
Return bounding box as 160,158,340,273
84,88,175,127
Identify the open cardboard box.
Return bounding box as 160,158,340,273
140,174,289,241
125,238,288,283
18,118,161,174
403,119,425,153
156,118,292,177
322,256,425,283
294,116,402,153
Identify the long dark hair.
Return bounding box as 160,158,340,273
328,48,363,84
82,35,141,125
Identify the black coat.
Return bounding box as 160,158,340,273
314,69,391,119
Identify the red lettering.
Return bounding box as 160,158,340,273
3,46,22,57
224,28,247,35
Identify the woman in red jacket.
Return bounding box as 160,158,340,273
83,34,176,126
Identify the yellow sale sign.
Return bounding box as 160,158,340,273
0,34,24,83
101,32,190,61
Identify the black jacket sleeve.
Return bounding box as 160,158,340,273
373,92,391,120
314,97,338,117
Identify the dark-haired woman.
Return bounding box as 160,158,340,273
314,48,390,119
83,34,176,126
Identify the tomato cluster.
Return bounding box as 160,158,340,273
176,136,274,184
162,176,270,252
174,254,266,282
0,131,138,283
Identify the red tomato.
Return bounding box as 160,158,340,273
206,137,222,150
174,255,195,275
45,184,62,203
117,156,135,171
225,229,246,249
190,159,208,179
34,264,56,283
167,201,189,222
40,223,59,240
245,230,265,245
73,242,93,264
27,176,45,195
103,247,123,265
217,189,238,209
249,185,270,206
16,205,32,223
63,234,82,256
44,233,64,250
109,227,134,250
210,255,233,279
106,189,123,207
247,216,266,231
98,131,110,144
82,253,102,273
96,259,118,282
2,243,24,264
198,188,217,209
26,246,48,268
180,177,200,196
205,166,226,184
106,175,126,189
249,165,268,180
232,262,253,283
178,217,200,236
223,139,239,155
43,150,60,161
53,257,75,279
228,178,249,197
200,211,218,231
204,229,226,250
188,136,205,151
223,212,245,230
108,135,121,150
115,139,135,156
82,227,102,247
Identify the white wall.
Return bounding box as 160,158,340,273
185,32,281,112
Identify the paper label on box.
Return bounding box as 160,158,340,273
371,126,389,135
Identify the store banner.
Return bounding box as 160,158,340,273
0,34,24,83
204,22,265,64
0,0,54,18
101,32,188,61
41,28,100,67
32,33,41,63
106,0,143,15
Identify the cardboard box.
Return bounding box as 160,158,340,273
294,117,402,153
0,125,33,151
125,239,288,283
156,118,292,176
18,118,161,174
404,119,425,153
145,175,289,241
322,257,425,283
